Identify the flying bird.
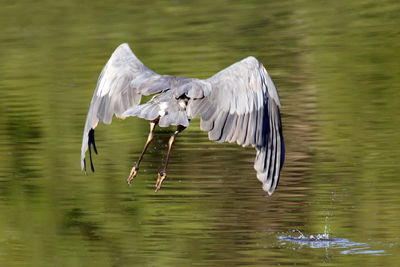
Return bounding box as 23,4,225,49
81,43,284,195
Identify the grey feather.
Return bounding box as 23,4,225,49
208,111,229,142
218,113,236,142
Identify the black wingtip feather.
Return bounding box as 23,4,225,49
278,107,285,170
88,144,95,173
89,129,98,155
88,128,97,172
83,158,87,174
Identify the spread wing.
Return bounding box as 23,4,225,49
81,43,171,172
187,57,285,195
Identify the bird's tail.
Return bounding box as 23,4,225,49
123,96,190,128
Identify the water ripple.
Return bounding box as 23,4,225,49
278,229,387,256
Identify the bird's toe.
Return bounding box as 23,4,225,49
127,166,139,185
155,172,167,192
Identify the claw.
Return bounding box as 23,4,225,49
127,166,139,185
155,172,167,192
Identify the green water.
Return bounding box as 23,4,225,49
0,0,399,266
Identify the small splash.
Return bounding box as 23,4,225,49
278,228,386,255
283,227,331,242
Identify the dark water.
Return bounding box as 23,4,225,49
1,0,400,266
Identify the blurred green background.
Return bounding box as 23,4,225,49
0,0,399,266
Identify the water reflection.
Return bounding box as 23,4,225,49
1,0,400,266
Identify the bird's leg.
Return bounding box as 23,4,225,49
155,125,186,192
127,118,159,185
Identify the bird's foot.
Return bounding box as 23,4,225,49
155,171,167,192
127,166,139,185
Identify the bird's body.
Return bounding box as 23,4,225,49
81,43,284,195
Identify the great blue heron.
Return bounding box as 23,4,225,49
81,43,284,195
